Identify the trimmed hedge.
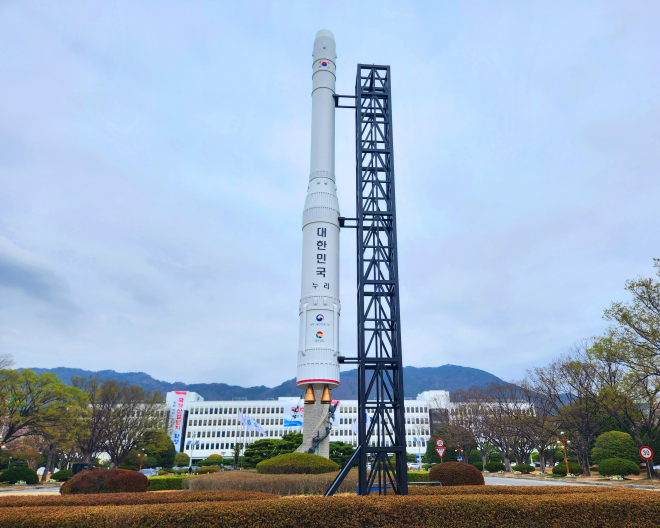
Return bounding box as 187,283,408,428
429,462,484,487
484,461,505,473
147,477,191,491
60,469,148,495
256,453,339,474
0,466,39,485
407,471,429,482
1,488,658,527
471,462,483,471
551,462,583,476
50,470,73,482
597,458,641,477
511,464,534,474
0,490,278,508
194,466,220,475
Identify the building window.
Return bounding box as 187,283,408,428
187,432,191,438
188,420,192,426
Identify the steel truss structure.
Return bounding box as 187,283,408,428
326,65,407,496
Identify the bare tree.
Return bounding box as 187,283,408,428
526,351,605,476
0,354,14,370
102,382,166,467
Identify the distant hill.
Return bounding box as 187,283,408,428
28,364,504,401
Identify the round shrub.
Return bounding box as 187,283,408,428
0,466,39,485
597,458,641,477
50,469,73,482
60,468,148,494
256,453,339,474
484,461,505,473
429,462,485,486
471,462,483,471
552,462,583,476
512,464,534,474
591,431,639,464
195,466,221,475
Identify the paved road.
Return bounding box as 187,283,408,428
485,476,596,487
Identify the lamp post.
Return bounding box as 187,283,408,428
557,432,571,475
456,446,463,462
139,449,146,471
188,432,197,474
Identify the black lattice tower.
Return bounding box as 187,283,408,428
326,65,407,496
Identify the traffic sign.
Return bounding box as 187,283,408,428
435,447,446,458
436,438,444,447
640,446,654,460
457,456,463,461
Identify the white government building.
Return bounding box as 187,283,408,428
166,390,450,461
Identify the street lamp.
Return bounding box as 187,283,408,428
557,432,571,475
139,449,147,471
188,432,197,474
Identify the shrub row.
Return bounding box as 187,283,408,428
186,468,357,495
0,490,278,508
406,471,429,483
1,489,657,527
0,467,39,485
407,485,616,496
194,466,220,475
147,477,189,491
256,453,339,474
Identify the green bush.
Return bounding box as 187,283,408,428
591,431,639,464
147,476,190,491
484,461,505,472
60,468,148,494
407,471,429,482
118,465,137,471
0,466,39,485
429,462,484,486
512,464,534,474
195,466,221,475
50,470,73,482
256,453,339,475
552,462,583,476
471,462,483,471
597,458,641,477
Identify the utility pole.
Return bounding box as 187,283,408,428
557,433,571,475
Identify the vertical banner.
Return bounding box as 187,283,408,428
284,401,304,427
169,391,188,453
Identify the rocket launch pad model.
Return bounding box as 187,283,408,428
297,30,340,410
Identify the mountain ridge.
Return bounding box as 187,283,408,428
27,364,505,400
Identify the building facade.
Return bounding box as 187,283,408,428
166,390,448,462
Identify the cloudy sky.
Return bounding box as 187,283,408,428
1,1,658,387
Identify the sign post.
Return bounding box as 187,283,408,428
640,446,654,482
435,439,446,462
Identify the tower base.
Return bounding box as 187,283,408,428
295,385,331,458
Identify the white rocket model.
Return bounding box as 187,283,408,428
297,30,340,404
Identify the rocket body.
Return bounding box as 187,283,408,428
297,30,340,391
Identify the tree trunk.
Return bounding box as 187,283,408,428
481,451,487,468
503,455,512,472
41,445,55,482
539,453,546,474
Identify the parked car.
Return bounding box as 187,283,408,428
139,469,158,477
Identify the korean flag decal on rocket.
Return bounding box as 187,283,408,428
321,61,328,67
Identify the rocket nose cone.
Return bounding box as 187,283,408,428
313,29,336,60
315,29,335,40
